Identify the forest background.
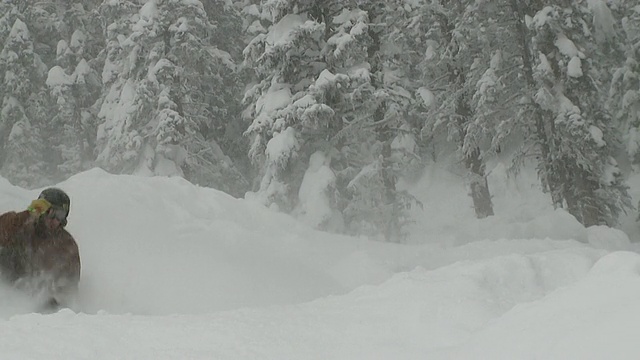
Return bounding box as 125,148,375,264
1,0,639,241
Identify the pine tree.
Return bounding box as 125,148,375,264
45,1,103,180
0,18,48,186
96,0,248,196
380,0,429,172
609,2,640,165
94,0,138,176
242,0,335,211
242,0,419,240
511,0,631,226
0,2,19,44
202,0,252,185
339,1,421,240
413,0,498,218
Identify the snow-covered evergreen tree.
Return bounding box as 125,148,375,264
0,2,19,43
412,0,500,219
242,0,419,240
381,1,429,173
45,1,103,180
0,18,48,186
524,2,631,226
202,0,252,184
242,1,327,211
339,1,421,240
609,2,640,165
96,0,248,196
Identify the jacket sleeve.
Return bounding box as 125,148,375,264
0,210,31,247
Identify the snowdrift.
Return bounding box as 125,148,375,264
0,166,638,359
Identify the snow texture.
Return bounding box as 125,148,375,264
295,151,336,228
0,154,640,358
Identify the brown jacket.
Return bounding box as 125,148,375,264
0,210,80,305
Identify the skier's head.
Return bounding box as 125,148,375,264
38,187,70,228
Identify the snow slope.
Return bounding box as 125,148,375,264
0,164,638,359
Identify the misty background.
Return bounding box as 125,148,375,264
0,0,639,242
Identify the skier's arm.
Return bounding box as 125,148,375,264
0,200,51,247
0,210,31,246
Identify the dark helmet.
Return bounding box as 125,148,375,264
38,188,70,225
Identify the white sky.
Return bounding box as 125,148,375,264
0,159,638,359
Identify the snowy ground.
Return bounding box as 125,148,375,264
0,162,639,359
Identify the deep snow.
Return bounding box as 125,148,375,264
0,162,639,359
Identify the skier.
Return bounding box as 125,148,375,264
0,187,80,311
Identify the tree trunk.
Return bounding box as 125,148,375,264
465,147,494,218
565,166,600,227
456,102,494,218
381,140,401,241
